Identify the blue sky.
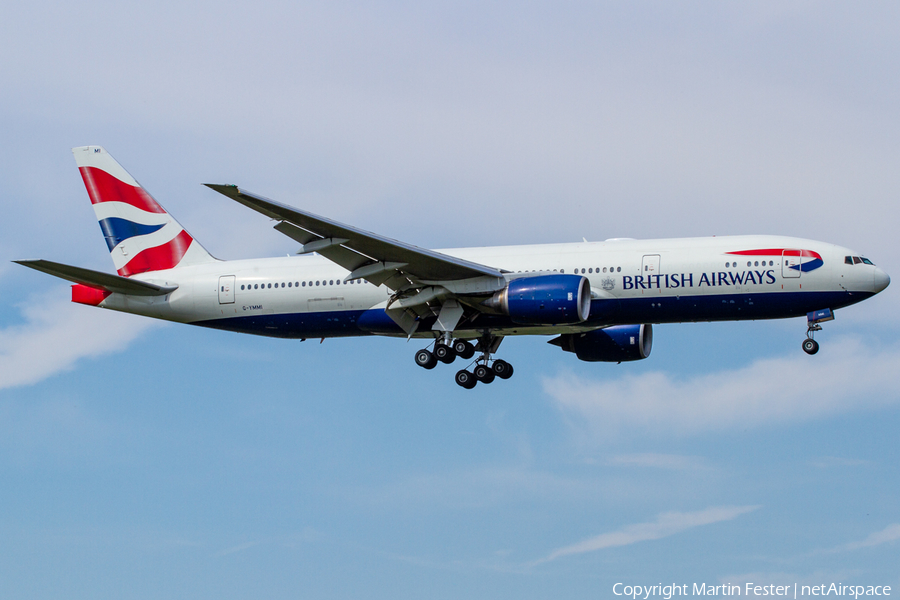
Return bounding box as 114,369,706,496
1,2,899,598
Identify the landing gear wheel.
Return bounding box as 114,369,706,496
455,369,477,389
802,338,819,355
492,359,514,380
474,364,495,384
453,340,476,360
415,349,438,369
434,343,457,364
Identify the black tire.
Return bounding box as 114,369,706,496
453,340,476,360
434,343,457,364
455,369,477,389
802,338,819,355
415,349,438,369
474,364,495,384
492,359,514,379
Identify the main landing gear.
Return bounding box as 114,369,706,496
802,308,834,355
414,334,514,389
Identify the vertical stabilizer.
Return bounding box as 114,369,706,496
73,146,216,276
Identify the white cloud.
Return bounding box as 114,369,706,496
536,505,759,564
830,524,900,553
0,290,159,391
543,338,900,438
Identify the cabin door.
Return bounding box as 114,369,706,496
218,275,235,304
782,250,801,279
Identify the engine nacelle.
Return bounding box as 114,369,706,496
550,324,653,362
484,274,591,325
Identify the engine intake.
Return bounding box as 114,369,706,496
484,274,591,325
549,324,653,362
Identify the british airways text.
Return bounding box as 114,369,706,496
623,270,777,290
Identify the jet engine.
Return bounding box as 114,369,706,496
549,324,653,362
483,274,591,325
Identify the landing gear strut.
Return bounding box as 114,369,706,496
414,333,514,389
803,308,833,355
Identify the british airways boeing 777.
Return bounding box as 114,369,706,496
15,146,890,388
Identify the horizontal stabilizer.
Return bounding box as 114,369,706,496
13,259,177,296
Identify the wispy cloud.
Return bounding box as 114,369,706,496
535,505,759,564
362,466,615,510
829,524,900,553
0,290,159,391
808,456,870,469
215,540,264,557
544,338,900,438
605,453,709,471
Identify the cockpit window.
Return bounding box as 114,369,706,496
846,256,875,266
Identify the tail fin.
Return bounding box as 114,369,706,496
73,146,216,277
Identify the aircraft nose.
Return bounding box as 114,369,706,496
873,267,890,293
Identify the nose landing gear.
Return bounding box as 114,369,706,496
802,337,819,355
802,308,833,355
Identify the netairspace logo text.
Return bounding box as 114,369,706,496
612,582,891,599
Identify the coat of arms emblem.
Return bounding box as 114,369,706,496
601,276,615,291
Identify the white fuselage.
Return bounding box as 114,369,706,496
94,234,888,340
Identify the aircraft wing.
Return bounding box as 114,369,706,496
13,259,177,296
204,184,505,289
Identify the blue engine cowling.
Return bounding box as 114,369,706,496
549,324,653,362
485,274,591,325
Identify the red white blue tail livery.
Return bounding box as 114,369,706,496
15,147,891,389
73,146,214,277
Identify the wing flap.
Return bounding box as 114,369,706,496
14,259,177,296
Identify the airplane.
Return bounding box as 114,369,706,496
15,146,890,389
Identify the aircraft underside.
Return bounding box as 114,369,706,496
192,289,872,340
